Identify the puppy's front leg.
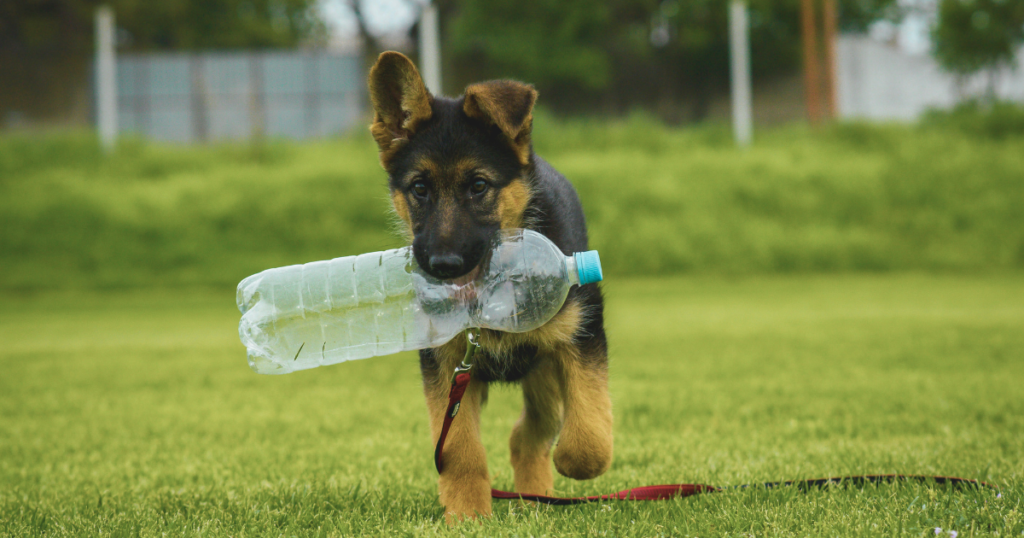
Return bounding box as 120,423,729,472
552,348,614,480
509,357,563,496
421,346,492,521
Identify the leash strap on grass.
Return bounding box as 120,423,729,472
490,484,718,505
740,474,996,491
487,475,996,506
433,351,998,504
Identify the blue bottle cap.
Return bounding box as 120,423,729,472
574,251,603,285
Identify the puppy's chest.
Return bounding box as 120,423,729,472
469,299,583,382
472,334,540,383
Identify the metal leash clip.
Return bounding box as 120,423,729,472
450,328,481,386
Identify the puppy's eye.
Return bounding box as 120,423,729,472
411,181,429,199
470,179,489,195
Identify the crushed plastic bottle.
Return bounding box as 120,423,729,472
237,228,602,374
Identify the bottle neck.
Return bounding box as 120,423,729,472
564,256,581,286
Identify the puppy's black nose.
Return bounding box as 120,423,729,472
428,254,464,279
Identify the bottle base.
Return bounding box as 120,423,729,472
247,350,290,375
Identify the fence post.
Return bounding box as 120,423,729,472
822,0,839,120
729,0,753,146
190,55,208,143
249,53,266,141
305,54,319,137
801,0,822,124
419,2,442,95
95,5,117,152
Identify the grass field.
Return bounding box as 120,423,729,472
2,275,1022,537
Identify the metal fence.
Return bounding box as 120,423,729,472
114,51,363,142
838,36,1024,121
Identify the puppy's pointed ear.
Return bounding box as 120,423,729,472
368,51,432,165
462,80,538,165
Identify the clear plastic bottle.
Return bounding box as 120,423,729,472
237,229,603,374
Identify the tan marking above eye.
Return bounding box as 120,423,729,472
454,158,500,183
405,156,440,187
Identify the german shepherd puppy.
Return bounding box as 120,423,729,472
368,52,612,520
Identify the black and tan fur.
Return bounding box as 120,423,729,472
368,52,612,521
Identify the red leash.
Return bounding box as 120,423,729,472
433,339,997,504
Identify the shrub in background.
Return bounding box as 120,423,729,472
1,112,1023,291
920,100,1024,140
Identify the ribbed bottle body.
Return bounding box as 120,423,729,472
237,229,594,375
237,248,466,374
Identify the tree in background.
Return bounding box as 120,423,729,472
444,0,897,122
446,0,612,94
932,0,1024,99
1,0,98,126
0,0,324,126
1,0,910,127
114,0,325,50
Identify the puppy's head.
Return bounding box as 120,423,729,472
368,51,537,281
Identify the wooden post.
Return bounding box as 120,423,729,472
801,0,822,124
822,0,839,120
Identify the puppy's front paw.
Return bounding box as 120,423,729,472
553,428,613,480
442,502,491,524
439,474,492,523
444,508,488,525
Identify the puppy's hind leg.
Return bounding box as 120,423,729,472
509,357,563,496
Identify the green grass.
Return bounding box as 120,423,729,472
3,115,1024,290
2,275,1022,536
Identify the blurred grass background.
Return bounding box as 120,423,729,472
3,105,1024,291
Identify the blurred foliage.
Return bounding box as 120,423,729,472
2,114,1024,291
446,0,613,91
112,0,326,50
1,0,322,52
920,100,1024,139
0,133,390,290
0,0,323,125
837,0,903,31
932,0,1024,80
444,0,897,120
